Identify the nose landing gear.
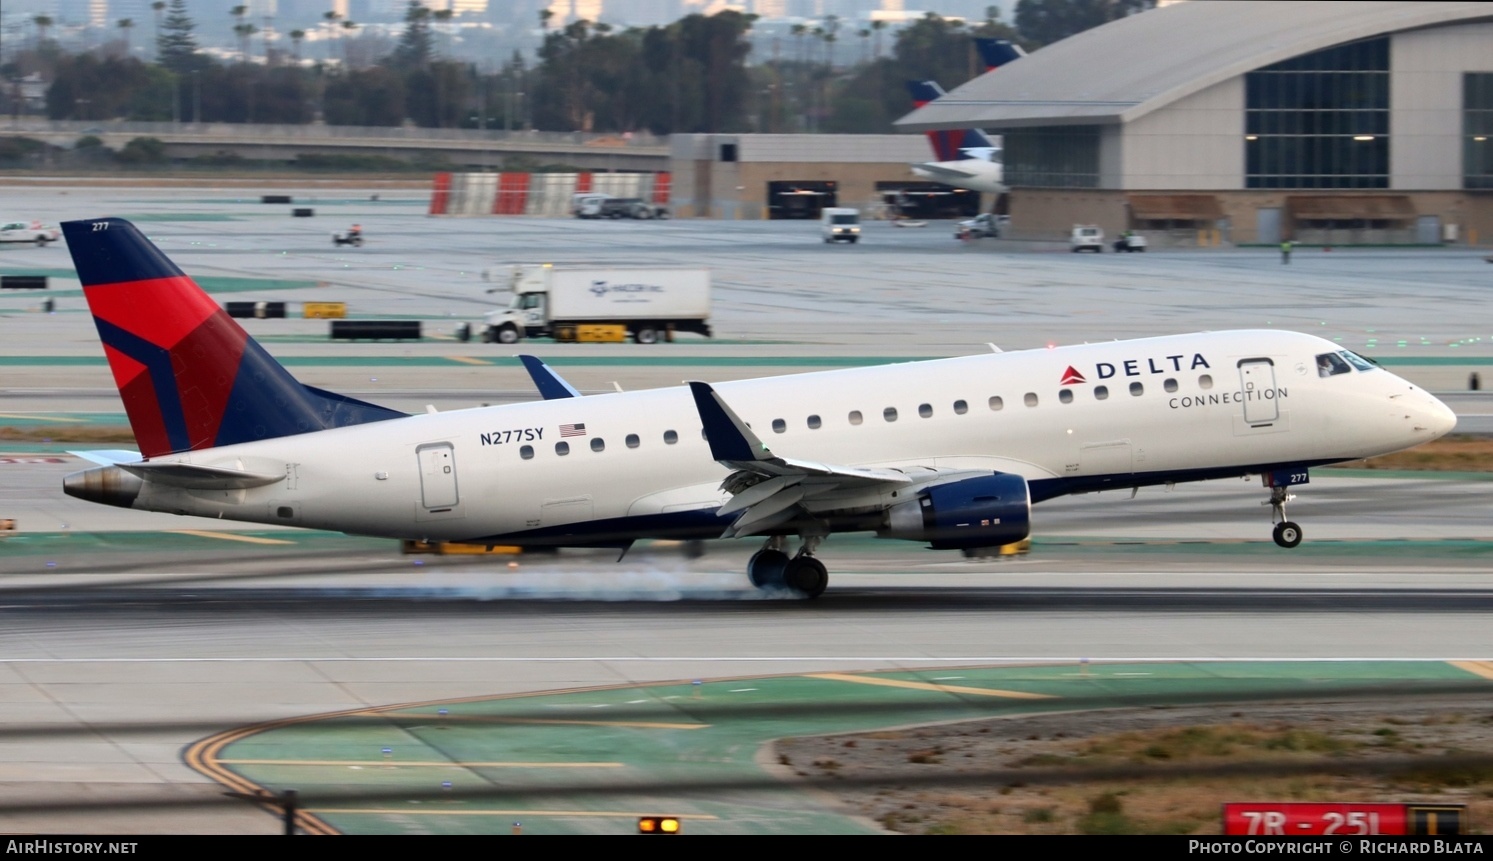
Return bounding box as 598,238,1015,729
1264,481,1303,548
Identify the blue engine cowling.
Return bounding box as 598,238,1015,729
881,473,1031,550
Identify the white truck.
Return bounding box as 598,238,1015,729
1070,224,1105,252
481,264,712,345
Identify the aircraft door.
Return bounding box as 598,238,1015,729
417,442,459,510
1237,358,1279,426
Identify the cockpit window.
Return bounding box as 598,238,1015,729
1339,350,1377,371
1315,352,1353,377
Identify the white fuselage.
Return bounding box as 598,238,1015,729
108,330,1454,544
911,158,1008,195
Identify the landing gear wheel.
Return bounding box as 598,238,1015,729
747,549,789,589
783,555,828,599
1272,521,1303,549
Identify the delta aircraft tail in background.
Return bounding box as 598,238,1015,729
905,38,1024,194
61,219,1456,598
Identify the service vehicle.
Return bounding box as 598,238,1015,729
1113,231,1147,252
481,264,711,345
821,207,861,243
0,221,60,246
955,213,1006,239
572,193,613,218
1070,224,1104,252
599,197,666,219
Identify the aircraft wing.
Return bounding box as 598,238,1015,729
687,381,914,537
911,162,980,180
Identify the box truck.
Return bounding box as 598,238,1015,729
481,264,712,345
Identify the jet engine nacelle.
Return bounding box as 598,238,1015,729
881,473,1031,549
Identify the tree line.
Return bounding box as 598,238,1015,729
4,0,1153,135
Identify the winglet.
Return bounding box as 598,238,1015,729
687,381,770,463
517,355,581,399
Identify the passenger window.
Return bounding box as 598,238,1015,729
1058,389,1073,404
1164,378,1178,393
556,441,570,455
1199,374,1213,389
919,403,933,418
1130,382,1144,396
989,396,1004,411
626,434,639,449
520,445,534,460
953,400,968,414
807,414,822,429
884,407,898,422
591,438,605,452
772,418,786,434
849,410,863,425
1094,385,1109,400
1316,352,1352,377
664,430,678,444
1023,392,1038,407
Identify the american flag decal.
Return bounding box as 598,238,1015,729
560,423,587,437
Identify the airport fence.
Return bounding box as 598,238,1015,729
429,171,671,217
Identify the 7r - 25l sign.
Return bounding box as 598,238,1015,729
1223,803,1465,836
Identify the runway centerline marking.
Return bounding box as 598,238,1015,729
170,530,295,545
807,672,1056,700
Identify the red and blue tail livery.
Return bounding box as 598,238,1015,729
974,37,1026,73
906,80,997,161
61,218,405,459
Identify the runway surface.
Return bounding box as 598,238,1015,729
2,183,1492,833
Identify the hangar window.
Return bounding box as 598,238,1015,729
1004,125,1100,188
772,418,786,433
664,430,678,444
520,445,534,460
720,143,738,163
591,438,605,452
1199,374,1214,390
849,410,863,426
626,434,640,449
1130,382,1144,397
919,403,933,418
953,400,968,414
1024,393,1038,407
1058,389,1073,404
556,441,570,456
1094,385,1109,400
1164,378,1178,393
884,407,898,422
989,396,1004,411
807,414,822,429
1465,73,1493,190
1245,36,1389,190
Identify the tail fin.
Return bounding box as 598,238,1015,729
906,80,995,161
61,217,406,459
974,37,1026,73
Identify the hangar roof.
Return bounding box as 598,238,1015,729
896,1,1493,132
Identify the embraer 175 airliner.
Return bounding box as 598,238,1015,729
61,219,1455,598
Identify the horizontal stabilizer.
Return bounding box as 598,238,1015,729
69,449,142,466
518,354,581,399
912,162,979,180
118,461,286,490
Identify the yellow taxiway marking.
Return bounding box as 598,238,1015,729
1450,660,1493,680
219,759,623,768
171,530,295,545
309,808,717,820
808,672,1056,700
396,715,707,730
447,356,491,366
0,413,88,423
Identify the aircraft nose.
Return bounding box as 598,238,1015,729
1416,392,1458,439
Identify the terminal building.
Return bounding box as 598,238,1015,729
896,0,1493,245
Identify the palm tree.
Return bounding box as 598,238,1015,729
433,8,454,59
230,6,249,62
790,23,806,64
289,29,305,64
858,27,870,64
32,15,53,48
151,1,166,50
871,19,887,60
323,10,341,62
118,18,135,55
340,20,358,67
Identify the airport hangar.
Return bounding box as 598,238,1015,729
893,0,1493,247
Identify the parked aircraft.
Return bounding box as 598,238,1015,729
62,219,1456,598
905,38,1025,196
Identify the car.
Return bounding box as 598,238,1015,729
599,197,665,219
572,192,612,218
956,213,1008,239
0,221,60,246
1070,224,1104,252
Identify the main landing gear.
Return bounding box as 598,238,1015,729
1265,483,1303,549
746,535,828,599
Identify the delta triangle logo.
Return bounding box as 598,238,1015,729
1060,366,1087,385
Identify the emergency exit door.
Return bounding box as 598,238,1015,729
417,443,459,510
1237,358,1278,425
